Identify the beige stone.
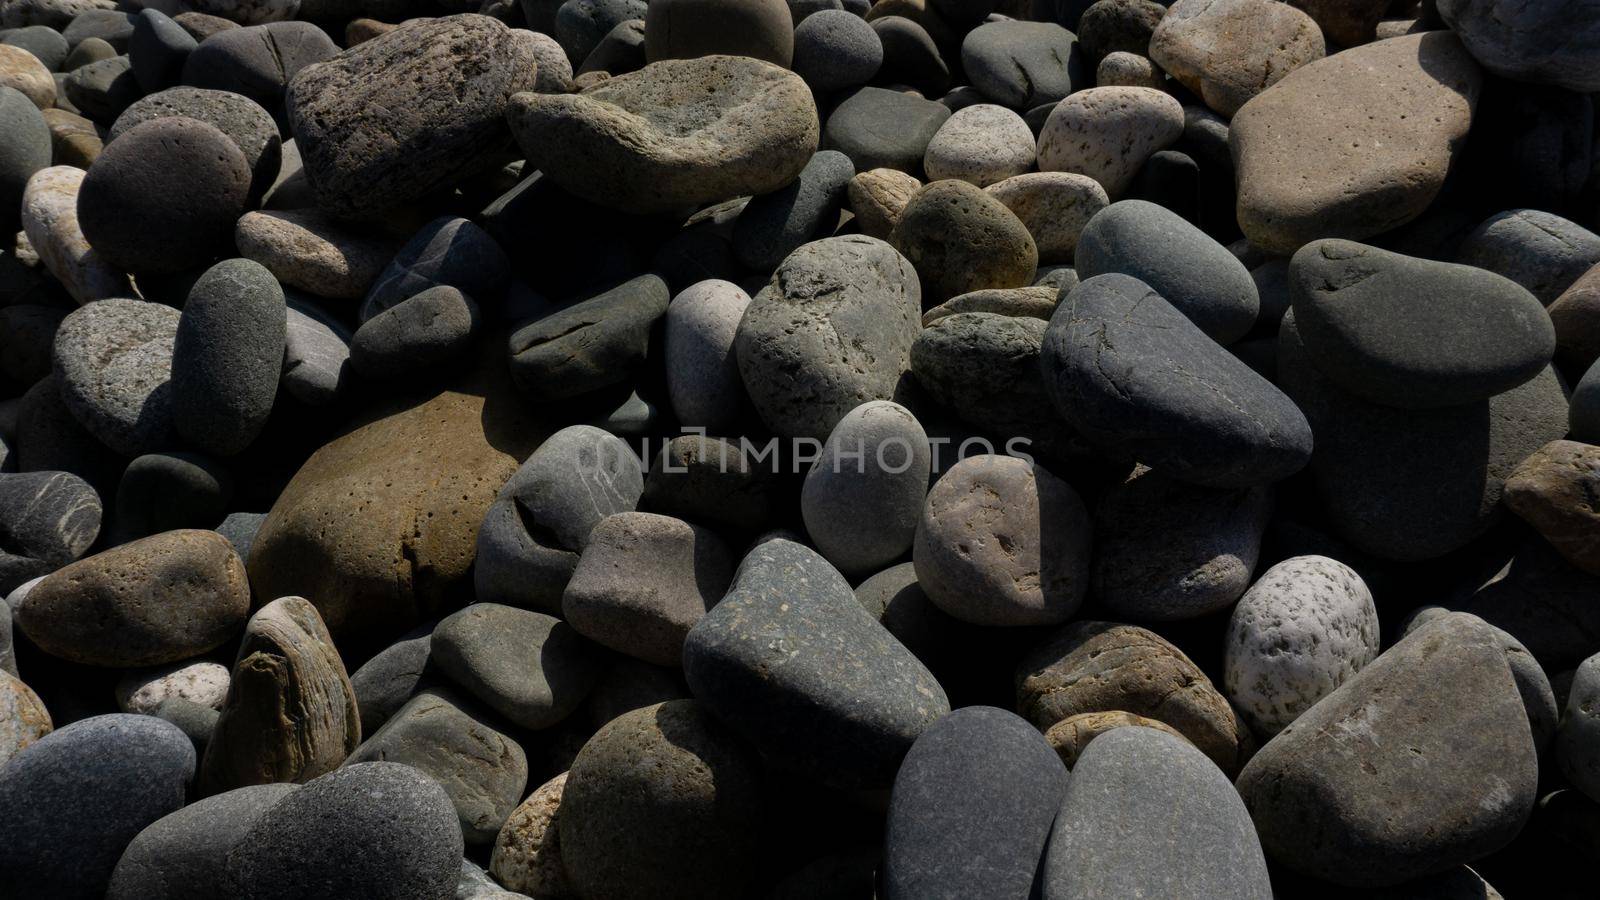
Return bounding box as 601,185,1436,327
985,171,1108,264
847,167,921,239
491,771,573,897
19,166,131,303
0,44,53,109
235,209,399,300
1036,86,1184,197
1150,0,1324,117
0,670,50,768
1504,440,1600,576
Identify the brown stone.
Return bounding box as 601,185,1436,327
200,596,360,795
15,530,249,668
1504,440,1600,576
1289,0,1391,47
1044,710,1189,769
491,771,572,897
1016,621,1254,774
0,670,50,768
889,179,1037,306
1151,0,1324,117
1551,262,1600,379
847,167,921,240
40,109,102,169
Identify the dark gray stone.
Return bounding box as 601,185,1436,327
576,18,645,76
793,8,882,93
0,470,100,593
822,86,950,175
1043,726,1272,899
873,15,950,96
171,258,286,456
0,714,195,900
1457,535,1600,671
802,400,929,578
1075,199,1259,344
508,274,668,402
225,762,464,900
346,688,529,845
1237,612,1539,887
734,149,854,272
0,85,49,220
1437,0,1600,93
1039,273,1312,488
961,20,1087,109
349,624,436,735
430,602,604,730
51,298,180,457
1077,0,1166,63
281,297,352,407
113,451,232,541
61,53,139,123
0,304,66,386
151,697,219,755
1,25,69,71
350,285,481,379
1457,208,1600,304
683,538,950,790
213,510,264,564
1290,239,1555,408
555,0,647,66
128,8,195,93
362,216,511,323
644,0,794,67
112,86,281,204
106,784,296,900
640,435,773,531
62,9,135,52
181,21,338,122
885,706,1067,900
1277,311,1569,560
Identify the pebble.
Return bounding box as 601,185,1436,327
0,469,101,593
684,538,949,789
1091,467,1269,621
16,529,247,667
1457,535,1600,672
735,235,920,439
663,279,750,432
1077,0,1165,62
792,7,881,92
0,42,54,107
1042,710,1187,769
1574,361,1600,443
509,55,817,213
873,15,949,96
1456,208,1600,305
1224,555,1379,736
847,166,922,238
362,216,509,322
1237,613,1539,887
20,165,131,304
733,148,854,271
563,511,734,666
40,106,101,167
106,784,296,900
509,274,668,402
431,603,603,730
1291,0,1388,46
114,660,231,715
226,762,464,900
921,285,1057,324
1017,621,1253,774
0,717,189,896
200,595,360,794
801,400,930,576
1551,263,1600,378
181,20,337,121
348,624,434,735
890,178,1037,306
171,258,286,456
1503,440,1600,577
0,85,49,218
1559,652,1600,803
984,171,1107,264
1095,50,1163,89
1149,0,1323,118
646,0,793,66
1291,239,1554,407
128,8,196,93
556,0,647,66
1231,32,1483,254
822,85,950,175
914,454,1090,626
1438,0,1600,93
1042,726,1273,899
1035,86,1184,197
1075,199,1260,344
352,285,481,379
281,298,353,406
0,669,50,767
63,53,139,122
76,116,250,274
641,434,773,531
234,209,396,299
0,25,69,71
960,20,1085,109
346,688,529,845
560,701,761,900
922,103,1034,187
490,772,570,898
1040,274,1312,488
884,706,1067,899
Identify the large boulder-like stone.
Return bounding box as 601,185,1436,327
1149,0,1323,117
1437,0,1600,93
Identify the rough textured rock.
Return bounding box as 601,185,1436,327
106,784,296,900
1017,621,1253,774
793,7,881,92
684,539,949,790
490,772,570,897
508,55,818,213
1036,86,1184,197
115,661,231,715
1042,726,1273,899
111,86,281,203
286,15,539,217
848,166,922,239
985,171,1107,265
890,179,1037,306
1043,710,1188,769
1288,0,1388,47
51,297,178,457
1224,555,1379,736
200,596,360,795
0,669,50,768
16,530,248,668
735,235,921,440
1230,32,1483,254
235,209,397,300
1503,440,1600,577
923,103,1034,187
1236,612,1539,887
430,602,603,731
1149,0,1323,117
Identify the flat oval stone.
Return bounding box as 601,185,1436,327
115,660,230,715
16,529,249,668
921,285,1057,324
287,15,538,218
0,469,101,593
733,148,854,272
913,454,1091,627
1039,273,1312,488
563,511,734,666
0,669,50,768
985,171,1108,265
509,274,669,402
1237,612,1539,887
0,714,194,899
226,762,464,900
171,258,286,456
889,179,1037,307
735,235,921,440
182,21,338,126
346,688,529,846
960,20,1086,109
490,772,570,897
683,538,949,790
793,8,882,93
0,84,49,218
1036,86,1184,197
351,285,481,379
1224,555,1379,737
1456,208,1600,305
1230,32,1483,254
1558,651,1600,803
1042,726,1273,899
663,279,750,432
560,701,762,900
235,209,397,300
822,86,950,175
430,602,604,730
281,297,352,407
1091,466,1270,622
76,116,250,274
802,400,931,578
1075,199,1260,344
508,55,818,214
1438,0,1600,93
1291,239,1555,407
1149,0,1323,117
106,783,296,900
199,596,359,795
111,86,280,202
361,216,510,323
885,706,1067,900
52,297,178,457
1017,621,1253,774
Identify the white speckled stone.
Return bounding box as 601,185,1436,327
1223,555,1379,736
1096,51,1164,90
1035,86,1184,197
923,104,1035,188
115,660,231,714
664,279,751,433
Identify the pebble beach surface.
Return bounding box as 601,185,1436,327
2,0,1600,898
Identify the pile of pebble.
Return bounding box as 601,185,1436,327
2,0,1600,897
